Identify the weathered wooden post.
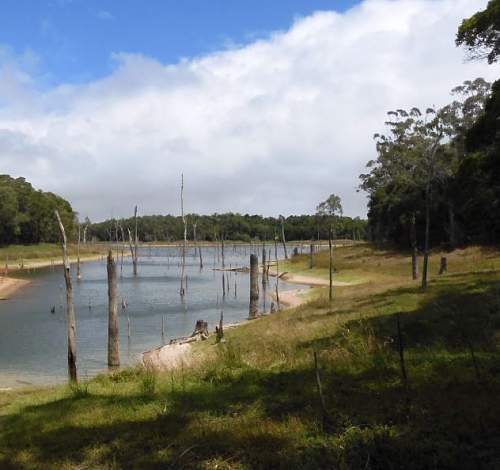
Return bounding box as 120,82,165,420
439,257,448,275
55,210,78,383
249,254,259,319
107,250,120,369
309,243,314,269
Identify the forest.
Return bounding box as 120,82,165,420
88,211,367,243
0,175,75,246
362,0,500,249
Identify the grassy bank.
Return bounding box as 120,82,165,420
0,243,108,271
1,245,500,469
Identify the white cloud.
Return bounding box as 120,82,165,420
0,0,498,221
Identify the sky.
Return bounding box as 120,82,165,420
0,0,498,221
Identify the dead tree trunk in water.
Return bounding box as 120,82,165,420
221,236,225,269
76,224,81,281
280,215,288,259
133,206,138,276
180,174,187,297
262,243,267,285
127,227,136,273
107,250,120,369
55,210,78,383
410,213,418,280
274,236,281,310
249,254,259,319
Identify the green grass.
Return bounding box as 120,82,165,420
0,243,108,269
1,245,500,469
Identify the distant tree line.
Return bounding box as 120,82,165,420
88,212,367,243
360,1,500,249
0,175,75,246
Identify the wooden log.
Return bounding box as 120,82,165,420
107,250,120,369
54,210,78,383
249,254,259,319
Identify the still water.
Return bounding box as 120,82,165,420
0,244,304,387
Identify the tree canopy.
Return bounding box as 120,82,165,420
0,175,76,246
456,0,500,64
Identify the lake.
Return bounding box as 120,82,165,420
0,244,305,388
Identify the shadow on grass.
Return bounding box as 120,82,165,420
2,273,500,469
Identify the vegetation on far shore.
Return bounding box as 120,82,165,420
1,244,500,469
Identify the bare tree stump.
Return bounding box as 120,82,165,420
55,210,78,383
107,250,120,369
191,320,209,340
249,254,259,319
216,310,224,343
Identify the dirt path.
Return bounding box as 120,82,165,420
0,277,31,300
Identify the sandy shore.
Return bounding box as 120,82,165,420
4,253,107,272
0,277,31,300
142,270,358,370
0,253,110,299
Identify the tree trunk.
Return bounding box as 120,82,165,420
249,254,259,319
421,133,442,290
422,183,431,290
262,243,267,285
133,205,138,276
280,216,288,259
410,213,418,280
180,175,186,296
221,236,225,269
55,210,78,383
107,250,120,369
309,243,314,269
